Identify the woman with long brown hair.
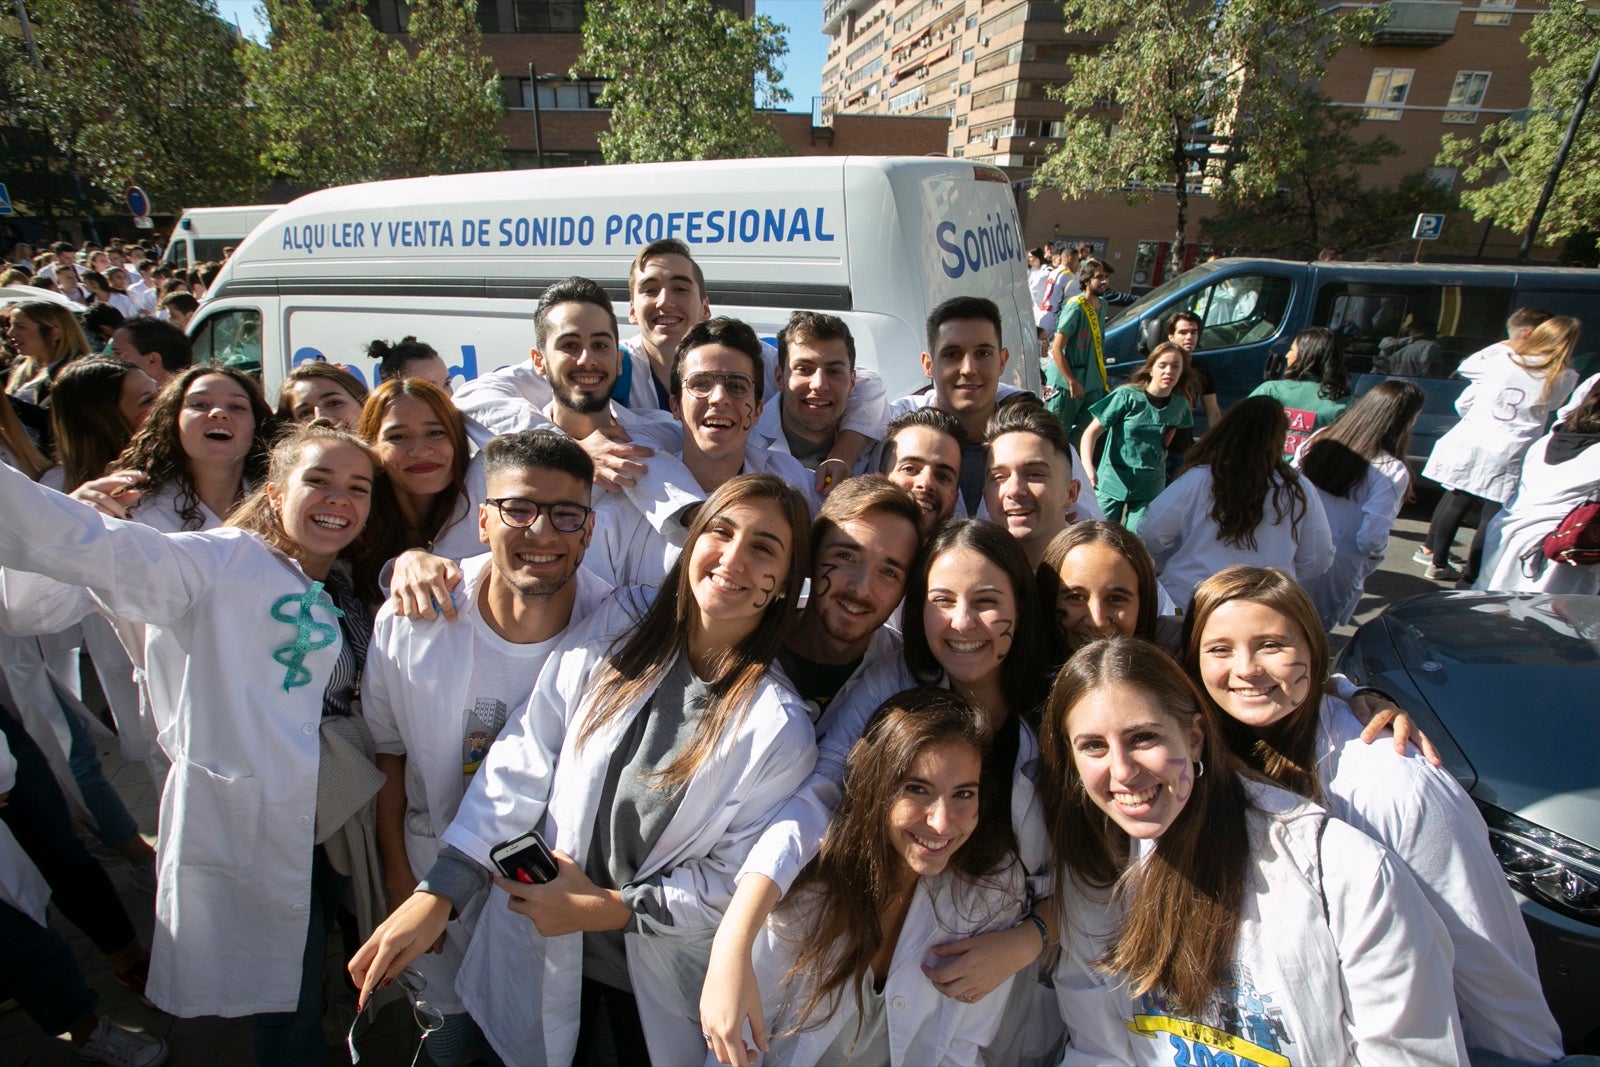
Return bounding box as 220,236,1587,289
353,377,478,597
47,357,159,491
1182,567,1562,1062
1038,636,1465,1065
1293,379,1426,627
1139,395,1332,608
0,421,381,1064
754,688,1023,1065
703,519,1058,1067
351,472,819,1066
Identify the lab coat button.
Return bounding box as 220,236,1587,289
301,723,315,735
297,814,311,826
891,996,908,1011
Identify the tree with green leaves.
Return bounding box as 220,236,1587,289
1202,95,1459,258
577,0,791,163
1437,0,1600,247
4,0,264,210
245,0,503,187
1033,0,1374,274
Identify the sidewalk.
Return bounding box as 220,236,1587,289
1,723,425,1065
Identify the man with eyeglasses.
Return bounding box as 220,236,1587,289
585,316,816,590
361,428,611,1065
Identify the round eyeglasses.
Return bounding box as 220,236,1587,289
484,497,592,533
682,371,754,399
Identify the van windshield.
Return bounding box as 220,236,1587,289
1107,261,1222,326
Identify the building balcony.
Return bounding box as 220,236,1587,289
822,0,873,37
1371,1,1460,45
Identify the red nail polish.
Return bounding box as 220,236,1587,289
381,977,393,988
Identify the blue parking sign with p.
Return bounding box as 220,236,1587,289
1412,213,1445,240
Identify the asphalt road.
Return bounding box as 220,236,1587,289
1340,480,1469,649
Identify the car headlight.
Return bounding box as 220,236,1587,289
1480,805,1600,923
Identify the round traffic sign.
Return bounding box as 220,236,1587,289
125,186,151,217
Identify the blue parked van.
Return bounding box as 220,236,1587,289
1100,259,1600,465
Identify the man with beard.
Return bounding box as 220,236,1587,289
1046,257,1114,442
777,476,921,719
454,277,678,491
362,429,612,1061
880,407,964,541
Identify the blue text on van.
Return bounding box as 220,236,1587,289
936,213,1023,279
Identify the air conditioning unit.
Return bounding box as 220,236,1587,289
979,36,990,45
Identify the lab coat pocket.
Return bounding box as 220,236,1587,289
170,759,261,873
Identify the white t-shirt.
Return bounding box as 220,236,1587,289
457,612,560,778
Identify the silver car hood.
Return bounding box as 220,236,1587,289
1380,592,1600,849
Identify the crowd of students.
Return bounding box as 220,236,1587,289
0,235,1594,1067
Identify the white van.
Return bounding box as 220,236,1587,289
187,157,1039,403
161,205,285,269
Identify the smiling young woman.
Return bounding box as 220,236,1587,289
349,473,818,1066
754,688,1024,1066
0,422,381,1064
702,518,1060,1067
1038,636,1466,1066
1181,567,1565,1062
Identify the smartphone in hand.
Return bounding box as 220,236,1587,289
490,830,559,885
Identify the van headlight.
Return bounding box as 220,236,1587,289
1480,806,1600,923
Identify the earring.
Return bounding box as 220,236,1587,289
1194,759,1205,779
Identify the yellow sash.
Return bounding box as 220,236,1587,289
1077,293,1108,391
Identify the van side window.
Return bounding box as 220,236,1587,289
1184,274,1292,349
1316,284,1510,379
190,309,263,378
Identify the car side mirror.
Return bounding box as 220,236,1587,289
1140,318,1164,356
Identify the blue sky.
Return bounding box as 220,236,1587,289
216,0,827,113
757,0,827,113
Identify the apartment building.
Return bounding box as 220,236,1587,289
822,0,1559,281
365,0,753,168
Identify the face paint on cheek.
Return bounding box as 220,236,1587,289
1168,757,1193,802
752,573,778,610
811,563,836,604
994,618,1015,661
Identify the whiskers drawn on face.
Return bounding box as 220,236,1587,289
752,573,779,610
1168,757,1194,802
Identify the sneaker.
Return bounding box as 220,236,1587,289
76,1016,168,1066
1425,562,1461,581
1412,547,1464,567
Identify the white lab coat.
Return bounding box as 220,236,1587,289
441,589,819,1066
1140,466,1334,609
1315,699,1562,1061
1476,431,1600,595
1053,779,1467,1067
362,554,611,1014
754,864,1026,1067
0,460,350,1017
1422,343,1577,504
1294,443,1409,628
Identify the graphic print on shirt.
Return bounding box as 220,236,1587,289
461,697,509,776
1283,408,1317,460
1128,969,1291,1067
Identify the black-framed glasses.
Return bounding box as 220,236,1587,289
682,371,754,399
348,967,445,1067
484,497,592,533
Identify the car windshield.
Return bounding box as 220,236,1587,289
1107,260,1223,326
